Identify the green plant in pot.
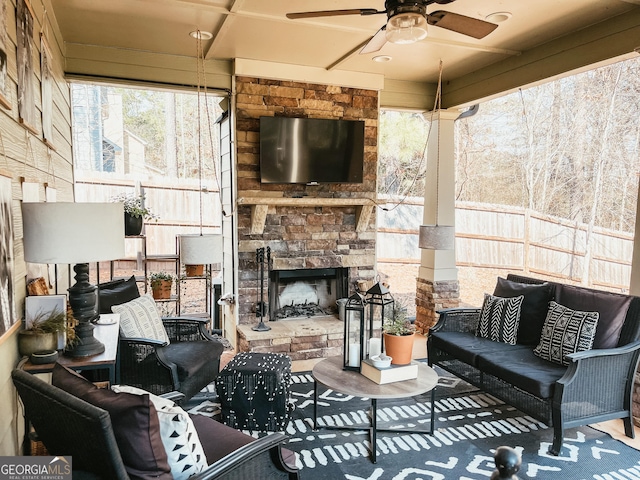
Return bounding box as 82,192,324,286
150,272,174,300
18,307,74,357
382,303,416,365
111,193,158,236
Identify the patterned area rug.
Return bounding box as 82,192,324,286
187,369,640,479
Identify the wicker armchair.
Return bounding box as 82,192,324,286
12,369,299,480
118,317,225,402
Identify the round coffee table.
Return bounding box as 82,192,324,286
312,355,438,463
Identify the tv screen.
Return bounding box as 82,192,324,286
260,116,365,184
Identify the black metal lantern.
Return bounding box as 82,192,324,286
366,281,394,354
343,292,368,371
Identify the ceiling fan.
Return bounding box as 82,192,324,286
286,0,498,54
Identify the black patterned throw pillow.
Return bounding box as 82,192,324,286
476,293,524,344
533,301,599,366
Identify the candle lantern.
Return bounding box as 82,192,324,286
343,292,368,371
366,281,394,355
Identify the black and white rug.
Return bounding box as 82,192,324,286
187,370,640,479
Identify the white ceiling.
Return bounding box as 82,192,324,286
50,0,640,105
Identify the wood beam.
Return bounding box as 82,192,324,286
443,8,640,108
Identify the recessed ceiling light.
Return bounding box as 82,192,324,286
189,30,213,40
373,55,392,63
485,12,512,23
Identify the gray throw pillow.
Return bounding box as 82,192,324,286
476,293,524,345
533,301,599,366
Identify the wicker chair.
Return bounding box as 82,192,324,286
12,369,299,480
118,317,225,402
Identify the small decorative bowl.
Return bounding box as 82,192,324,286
30,350,58,365
370,354,392,368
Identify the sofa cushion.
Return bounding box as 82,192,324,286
533,301,599,366
430,331,531,367
112,385,208,480
476,347,567,398
113,294,170,344
160,341,218,385
98,275,140,314
493,277,554,345
189,414,255,464
476,293,523,344
555,284,631,349
51,363,171,480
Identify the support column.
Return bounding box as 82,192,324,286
628,175,640,425
415,109,460,334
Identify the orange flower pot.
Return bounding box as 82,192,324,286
151,280,172,300
383,332,415,365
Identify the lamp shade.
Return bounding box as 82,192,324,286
179,234,223,265
22,202,125,264
418,225,455,250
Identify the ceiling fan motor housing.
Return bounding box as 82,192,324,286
385,0,428,20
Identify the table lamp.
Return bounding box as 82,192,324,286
22,202,125,357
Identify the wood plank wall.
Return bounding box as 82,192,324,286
0,0,73,455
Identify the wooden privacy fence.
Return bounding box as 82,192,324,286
74,173,222,257
377,198,633,291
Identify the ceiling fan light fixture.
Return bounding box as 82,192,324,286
485,11,512,23
385,12,428,44
190,30,213,40
373,55,392,62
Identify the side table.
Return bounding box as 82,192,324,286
312,355,439,463
21,313,120,385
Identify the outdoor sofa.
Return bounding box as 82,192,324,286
428,273,640,455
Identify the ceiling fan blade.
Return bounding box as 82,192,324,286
360,26,388,55
427,11,498,39
287,9,382,20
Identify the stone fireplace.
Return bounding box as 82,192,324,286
234,76,378,359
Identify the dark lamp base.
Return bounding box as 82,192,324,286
65,322,105,357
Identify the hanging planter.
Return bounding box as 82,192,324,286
185,264,204,277
111,193,158,236
124,213,143,236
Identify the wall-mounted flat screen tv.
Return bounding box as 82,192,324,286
260,116,365,184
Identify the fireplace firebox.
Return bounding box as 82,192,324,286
268,268,349,321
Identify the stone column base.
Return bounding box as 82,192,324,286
415,278,460,334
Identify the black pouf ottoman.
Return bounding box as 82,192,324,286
215,352,292,432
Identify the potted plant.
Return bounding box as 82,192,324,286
18,307,73,356
382,303,416,365
111,193,158,236
150,272,174,300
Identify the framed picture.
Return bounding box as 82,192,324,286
25,294,66,330
17,0,37,132
25,294,67,350
0,172,16,338
41,34,55,149
0,0,10,110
